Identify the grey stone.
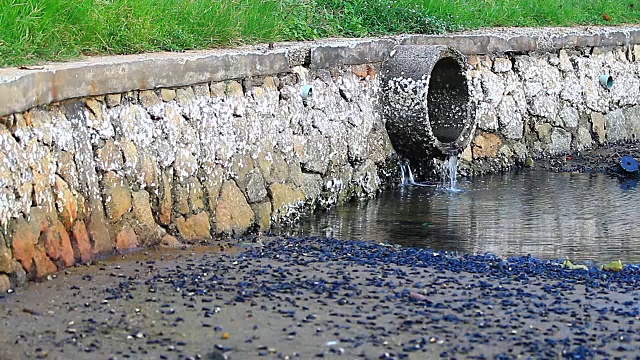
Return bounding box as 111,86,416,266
530,95,558,120
300,173,323,200
605,109,628,142
575,126,593,150
548,128,572,154
590,112,607,144
302,132,330,174
559,106,579,128
0,49,290,116
623,105,640,140
498,96,523,139
310,39,395,69
244,171,267,203
480,68,504,105
535,123,553,143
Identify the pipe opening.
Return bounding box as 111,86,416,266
427,57,469,145
382,45,475,180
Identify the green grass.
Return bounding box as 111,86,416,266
1,0,639,67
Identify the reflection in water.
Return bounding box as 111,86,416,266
289,171,640,263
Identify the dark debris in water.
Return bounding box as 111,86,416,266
1,236,639,359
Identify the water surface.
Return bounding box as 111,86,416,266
291,171,640,263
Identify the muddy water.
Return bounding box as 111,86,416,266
290,171,640,263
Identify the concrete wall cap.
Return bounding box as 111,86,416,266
1,26,640,116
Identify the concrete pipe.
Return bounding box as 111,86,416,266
382,45,476,160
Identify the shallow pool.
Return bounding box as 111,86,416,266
289,171,640,263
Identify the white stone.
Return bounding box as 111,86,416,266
548,128,572,154
605,109,628,142
492,57,512,73
498,96,523,139
559,106,579,129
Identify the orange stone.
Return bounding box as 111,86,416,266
44,220,75,267
10,218,38,272
71,220,93,263
33,246,58,278
115,225,139,252
54,175,78,229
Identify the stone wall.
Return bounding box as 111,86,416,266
0,64,396,290
458,45,640,176
1,27,640,291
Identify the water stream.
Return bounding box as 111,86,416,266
441,151,459,191
289,171,640,263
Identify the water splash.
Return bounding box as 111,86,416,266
400,161,415,185
440,150,461,192
399,161,434,187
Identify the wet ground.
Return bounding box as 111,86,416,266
2,145,640,360
1,236,639,360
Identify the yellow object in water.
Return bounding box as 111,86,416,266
600,260,623,272
561,259,588,271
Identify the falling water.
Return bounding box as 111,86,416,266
399,161,434,187
400,161,416,185
440,150,459,191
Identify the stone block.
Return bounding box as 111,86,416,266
176,212,211,242
472,132,502,159
71,220,93,263
269,183,305,216
102,171,132,222
210,82,226,97
44,219,75,268
160,234,182,248
215,180,254,235
0,233,12,273
105,94,121,108
244,171,267,203
174,183,190,215
159,171,172,225
535,123,553,143
160,89,176,102
188,177,206,212
86,199,113,254
193,84,210,97
0,274,10,293
623,105,640,140
176,87,195,107
590,112,607,144
132,190,163,245
492,57,512,73
53,175,78,229
96,139,123,172
498,96,523,139
251,202,272,231
139,90,162,108
119,139,138,173
604,109,627,142
33,246,57,278
115,224,139,252
10,217,40,272
548,128,572,154
137,152,159,188
226,81,244,98
575,127,593,150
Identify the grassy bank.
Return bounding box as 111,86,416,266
1,0,639,67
